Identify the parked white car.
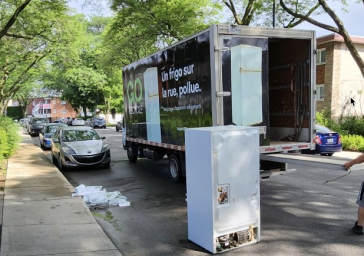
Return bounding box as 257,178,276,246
71,118,85,126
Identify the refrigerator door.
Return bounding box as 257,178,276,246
144,67,161,143
212,128,260,234
186,126,260,254
231,45,263,126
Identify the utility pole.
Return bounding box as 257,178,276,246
273,0,276,28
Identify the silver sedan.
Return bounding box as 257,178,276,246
51,126,111,170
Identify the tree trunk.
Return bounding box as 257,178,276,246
82,105,88,119
280,0,364,79
0,100,6,116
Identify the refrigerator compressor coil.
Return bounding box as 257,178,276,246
216,225,256,252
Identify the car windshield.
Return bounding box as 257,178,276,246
45,125,63,134
31,118,48,124
61,130,100,142
94,118,104,122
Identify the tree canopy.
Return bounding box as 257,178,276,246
0,0,71,115
103,0,223,66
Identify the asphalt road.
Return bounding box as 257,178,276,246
30,127,364,256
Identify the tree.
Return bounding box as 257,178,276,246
14,81,44,118
105,0,222,64
220,0,321,27
0,0,70,115
280,0,364,79
44,15,113,117
0,0,33,40
62,67,106,116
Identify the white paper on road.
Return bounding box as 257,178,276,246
72,184,130,208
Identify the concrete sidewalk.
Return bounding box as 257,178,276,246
0,135,122,256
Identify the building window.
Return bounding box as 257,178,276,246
316,84,325,101
53,109,57,113
33,101,35,106
53,100,56,104
61,100,66,105
316,49,326,64
61,109,67,114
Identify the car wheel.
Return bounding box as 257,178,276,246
102,160,111,168
116,127,119,132
52,153,57,165
57,155,66,171
40,139,45,149
169,154,182,183
127,143,138,163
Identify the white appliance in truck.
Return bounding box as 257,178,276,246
185,126,260,254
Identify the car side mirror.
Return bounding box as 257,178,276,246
101,136,106,139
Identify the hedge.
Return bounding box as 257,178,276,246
0,116,20,162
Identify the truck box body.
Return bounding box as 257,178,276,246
122,24,316,180
123,25,315,151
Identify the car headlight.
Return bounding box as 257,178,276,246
61,145,76,154
101,143,109,152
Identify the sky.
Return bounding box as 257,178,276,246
67,0,363,38
295,1,364,37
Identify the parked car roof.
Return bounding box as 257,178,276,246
62,126,93,131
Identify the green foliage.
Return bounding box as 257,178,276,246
6,106,23,120
0,117,20,161
0,0,71,114
62,67,106,113
316,110,344,135
341,134,364,152
0,129,7,162
104,0,222,67
316,110,364,151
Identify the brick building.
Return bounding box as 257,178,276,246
26,91,78,121
316,34,364,119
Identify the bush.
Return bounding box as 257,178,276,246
342,134,364,152
0,116,20,160
316,110,364,152
0,129,8,162
6,106,23,120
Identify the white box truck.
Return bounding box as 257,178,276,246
122,24,316,182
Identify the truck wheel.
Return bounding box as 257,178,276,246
169,154,182,183
127,143,138,163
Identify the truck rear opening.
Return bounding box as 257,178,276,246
268,38,311,145
122,25,316,182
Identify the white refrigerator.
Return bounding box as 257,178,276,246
185,126,260,254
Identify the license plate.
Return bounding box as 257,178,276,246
327,138,334,143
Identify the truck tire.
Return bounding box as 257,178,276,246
127,143,138,163
169,154,182,183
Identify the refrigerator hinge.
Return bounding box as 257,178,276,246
215,46,230,52
216,91,231,97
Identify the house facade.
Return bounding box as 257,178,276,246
316,34,364,119
26,91,78,121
